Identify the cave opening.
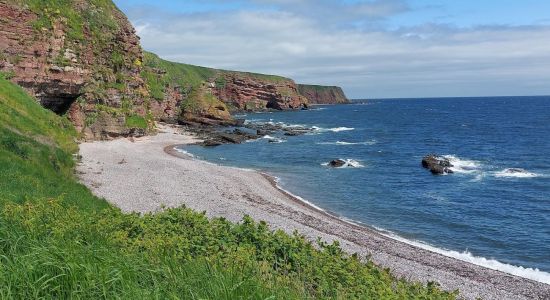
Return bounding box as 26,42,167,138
266,99,281,110
40,94,80,115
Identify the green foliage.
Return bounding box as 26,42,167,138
215,76,227,89
142,51,217,94
19,0,119,44
0,77,457,299
53,54,71,67
0,78,105,211
125,115,147,129
0,70,16,80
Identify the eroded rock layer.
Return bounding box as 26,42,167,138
297,84,349,104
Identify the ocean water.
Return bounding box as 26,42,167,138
179,97,550,283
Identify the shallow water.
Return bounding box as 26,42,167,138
180,96,550,281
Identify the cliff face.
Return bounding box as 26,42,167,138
141,52,308,126
213,73,308,111
297,84,349,104
0,0,149,139
1,1,344,138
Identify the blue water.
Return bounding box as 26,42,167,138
181,97,550,277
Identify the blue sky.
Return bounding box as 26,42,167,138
114,0,550,98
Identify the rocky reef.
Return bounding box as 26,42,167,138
297,84,349,104
0,0,348,140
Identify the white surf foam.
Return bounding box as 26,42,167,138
262,135,286,143
494,168,541,178
442,155,481,174
317,140,376,146
313,126,355,133
321,159,365,168
381,232,550,284
174,147,195,158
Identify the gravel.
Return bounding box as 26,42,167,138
77,124,550,300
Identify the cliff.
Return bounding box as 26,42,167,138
0,0,344,139
297,84,349,104
141,52,308,126
0,0,149,140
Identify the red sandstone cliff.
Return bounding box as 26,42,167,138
1,1,347,138
0,1,148,139
297,84,349,104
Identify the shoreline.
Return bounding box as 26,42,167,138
78,124,549,300
171,144,550,286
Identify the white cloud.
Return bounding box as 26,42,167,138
123,2,550,98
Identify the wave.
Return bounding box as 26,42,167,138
321,159,365,168
312,126,355,133
441,155,543,180
262,135,286,144
494,168,541,178
174,148,195,158
317,140,376,146
442,155,482,174
281,180,550,284
381,231,550,284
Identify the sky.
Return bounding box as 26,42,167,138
113,0,550,98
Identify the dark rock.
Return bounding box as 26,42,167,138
284,131,302,136
257,129,270,136
505,168,525,173
329,159,346,168
202,140,223,147
422,155,454,175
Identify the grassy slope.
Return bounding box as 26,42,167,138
0,77,456,298
142,51,292,100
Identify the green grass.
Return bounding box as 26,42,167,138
142,51,217,99
12,0,119,44
0,77,457,299
142,51,294,102
125,115,148,129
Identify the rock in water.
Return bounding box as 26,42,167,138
329,159,347,168
422,155,454,175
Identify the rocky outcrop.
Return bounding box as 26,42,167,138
422,155,454,175
297,84,349,104
0,1,148,140
213,73,309,111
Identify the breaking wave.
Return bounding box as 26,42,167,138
321,159,365,168
317,140,377,146
312,126,355,133
381,231,550,284
262,135,286,143
174,147,195,158
442,155,482,174
494,168,541,178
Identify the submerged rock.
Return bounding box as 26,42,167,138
422,155,454,175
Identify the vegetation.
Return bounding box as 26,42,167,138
125,115,148,129
14,0,120,44
0,77,457,299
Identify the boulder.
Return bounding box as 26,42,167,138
422,155,454,175
329,159,347,168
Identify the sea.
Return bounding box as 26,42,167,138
178,96,550,284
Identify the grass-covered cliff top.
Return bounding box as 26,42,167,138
142,51,293,100
0,76,456,298
10,0,121,44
